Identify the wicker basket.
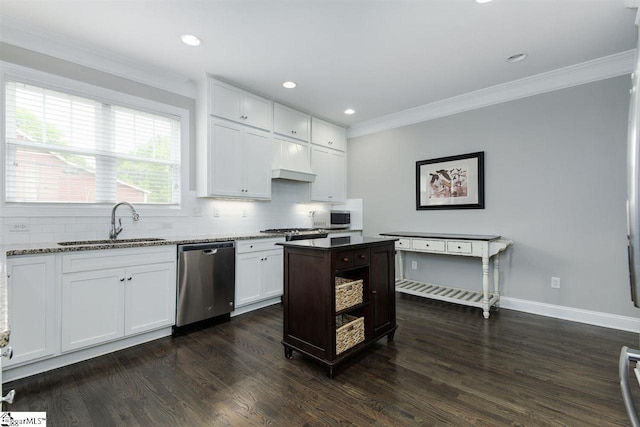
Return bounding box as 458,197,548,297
335,314,365,355
335,277,364,312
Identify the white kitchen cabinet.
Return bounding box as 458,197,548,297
209,78,272,131
200,119,273,199
311,117,346,152
5,256,56,367
310,146,346,203
235,238,284,309
273,103,310,142
61,246,176,353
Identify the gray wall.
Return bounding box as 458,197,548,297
348,76,637,317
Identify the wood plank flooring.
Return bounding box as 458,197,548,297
5,294,639,426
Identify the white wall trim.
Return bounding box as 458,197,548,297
0,14,196,99
348,50,637,139
501,296,640,333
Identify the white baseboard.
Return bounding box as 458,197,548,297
500,297,640,333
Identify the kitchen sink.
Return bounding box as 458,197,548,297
57,237,166,246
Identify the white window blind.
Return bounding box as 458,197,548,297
4,80,181,204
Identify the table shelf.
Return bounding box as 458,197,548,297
395,278,498,308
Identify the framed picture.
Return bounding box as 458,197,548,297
416,151,484,210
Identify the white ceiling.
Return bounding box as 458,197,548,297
0,0,637,128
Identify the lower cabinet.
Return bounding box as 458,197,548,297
235,238,284,309
60,246,176,353
5,255,56,367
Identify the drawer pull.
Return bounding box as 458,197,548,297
426,244,430,247
120,278,125,282
342,257,349,262
359,255,366,259
457,246,461,249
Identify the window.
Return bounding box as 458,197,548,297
4,80,181,205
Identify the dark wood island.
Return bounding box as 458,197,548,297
279,235,398,377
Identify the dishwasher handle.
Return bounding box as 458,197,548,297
202,249,218,255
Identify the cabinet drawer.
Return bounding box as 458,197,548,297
447,241,472,254
395,238,411,250
236,238,285,253
354,248,370,267
335,250,354,269
412,239,445,252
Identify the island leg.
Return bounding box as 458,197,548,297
482,246,490,319
283,345,293,359
397,249,405,281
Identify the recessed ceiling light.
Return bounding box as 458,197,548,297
181,34,201,47
344,108,355,115
282,81,297,89
506,53,528,63
475,0,493,3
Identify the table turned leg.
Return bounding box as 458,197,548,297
482,248,490,319
493,254,501,309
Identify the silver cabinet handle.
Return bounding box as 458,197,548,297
1,389,15,404
1,347,13,360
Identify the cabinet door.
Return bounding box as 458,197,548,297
243,128,273,199
5,256,56,367
369,244,396,338
311,118,346,152
243,92,272,131
124,263,176,336
310,146,331,202
210,80,243,123
274,103,310,142
328,150,346,203
328,124,347,152
261,250,284,299
310,147,346,203
235,253,263,307
209,119,244,197
61,269,125,352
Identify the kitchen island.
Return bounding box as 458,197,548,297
279,235,397,377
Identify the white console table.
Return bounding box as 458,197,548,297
380,232,512,319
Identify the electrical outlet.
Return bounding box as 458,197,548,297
551,277,561,289
191,207,203,217
9,223,30,232
242,209,247,218
213,208,220,217
411,261,418,270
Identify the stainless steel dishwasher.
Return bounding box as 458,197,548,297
176,241,235,328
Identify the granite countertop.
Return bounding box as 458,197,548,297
278,235,397,250
0,229,362,347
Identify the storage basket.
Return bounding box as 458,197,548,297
335,314,365,355
335,277,364,312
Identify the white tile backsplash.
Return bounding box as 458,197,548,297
1,180,342,244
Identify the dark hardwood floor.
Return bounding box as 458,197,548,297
5,295,638,426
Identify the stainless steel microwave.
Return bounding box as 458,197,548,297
313,210,351,229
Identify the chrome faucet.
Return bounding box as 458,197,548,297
109,202,140,239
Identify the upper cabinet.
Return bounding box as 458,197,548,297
273,103,310,142
199,119,272,199
311,118,346,152
209,79,272,131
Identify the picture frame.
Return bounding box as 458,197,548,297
416,151,484,210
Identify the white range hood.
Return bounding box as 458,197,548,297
271,138,316,182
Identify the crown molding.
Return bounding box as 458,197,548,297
0,14,196,98
347,49,636,139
